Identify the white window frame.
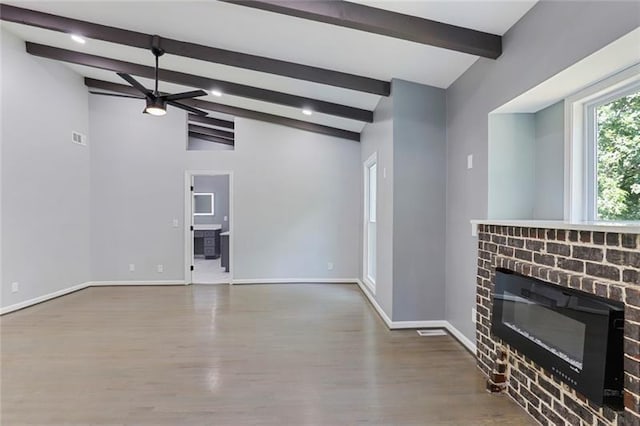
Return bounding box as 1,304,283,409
363,152,377,293
564,64,640,222
193,192,215,216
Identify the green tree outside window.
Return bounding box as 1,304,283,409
596,91,640,220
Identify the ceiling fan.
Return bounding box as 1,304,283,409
90,36,209,117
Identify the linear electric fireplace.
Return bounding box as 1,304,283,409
491,268,625,409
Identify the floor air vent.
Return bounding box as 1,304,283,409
417,329,447,337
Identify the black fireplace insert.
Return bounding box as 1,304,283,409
491,268,624,409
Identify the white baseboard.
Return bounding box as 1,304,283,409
356,279,393,327
0,281,91,315
391,320,449,329
355,279,477,355
232,278,359,285
89,280,186,286
444,321,477,355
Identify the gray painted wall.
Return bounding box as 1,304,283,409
188,136,234,151
392,79,446,322
193,175,230,232
445,1,640,343
534,101,565,220
89,95,360,282
360,94,394,317
1,29,90,308
488,113,536,219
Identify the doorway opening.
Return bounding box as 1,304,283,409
185,171,233,284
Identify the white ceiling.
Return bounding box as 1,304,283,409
2,1,538,134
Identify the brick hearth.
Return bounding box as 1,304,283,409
475,225,639,425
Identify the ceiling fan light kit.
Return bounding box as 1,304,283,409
144,97,167,116
94,35,208,117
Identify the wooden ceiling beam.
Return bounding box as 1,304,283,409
26,42,373,122
188,124,234,141
188,132,235,146
222,0,502,59
85,78,361,142
1,3,390,95
187,114,234,130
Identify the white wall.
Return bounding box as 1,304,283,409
391,79,446,322
533,101,564,220
1,29,90,309
193,175,230,231
445,0,640,343
89,95,360,282
487,113,536,219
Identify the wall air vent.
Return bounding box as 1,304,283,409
71,131,87,146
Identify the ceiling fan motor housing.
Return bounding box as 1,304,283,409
151,35,165,57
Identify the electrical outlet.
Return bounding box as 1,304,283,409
472,308,477,324
467,154,473,169
172,219,179,228
11,282,19,293
129,264,135,272
157,264,164,273
223,216,228,222
327,262,334,271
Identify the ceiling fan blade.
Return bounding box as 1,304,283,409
167,100,208,116
163,90,208,102
89,91,145,99
116,73,152,97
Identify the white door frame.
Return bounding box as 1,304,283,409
184,170,234,284
362,152,377,294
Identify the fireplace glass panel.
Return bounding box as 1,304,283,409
501,290,586,370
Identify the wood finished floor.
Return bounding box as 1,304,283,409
0,284,534,425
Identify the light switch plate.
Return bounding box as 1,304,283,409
467,154,473,169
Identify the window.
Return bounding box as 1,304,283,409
363,153,377,291
194,193,215,215
565,65,640,222
589,89,640,220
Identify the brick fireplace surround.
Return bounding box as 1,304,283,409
475,223,639,425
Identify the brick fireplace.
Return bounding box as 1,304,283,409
474,223,639,425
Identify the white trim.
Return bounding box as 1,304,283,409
232,278,359,285
1,281,91,315
355,280,477,355
443,321,477,355
362,152,377,293
356,279,392,327
392,320,448,329
564,63,640,222
185,170,235,285
89,280,185,286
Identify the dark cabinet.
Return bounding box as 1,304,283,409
194,229,220,259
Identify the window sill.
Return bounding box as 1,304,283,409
470,219,640,234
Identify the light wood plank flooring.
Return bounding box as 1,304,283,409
1,284,533,425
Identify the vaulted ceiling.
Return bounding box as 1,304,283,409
1,1,537,141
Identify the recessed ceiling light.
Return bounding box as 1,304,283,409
302,108,313,116
70,34,86,44
211,89,222,97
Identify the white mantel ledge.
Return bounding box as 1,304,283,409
470,220,640,234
